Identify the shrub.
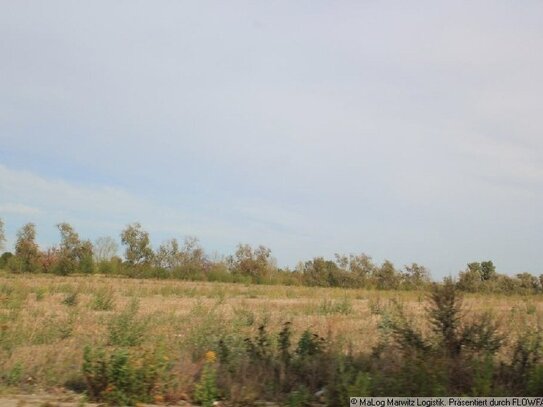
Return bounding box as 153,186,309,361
0,252,13,269
372,280,506,395
91,287,115,311
83,345,171,406
1,362,23,386
502,328,543,394
286,385,311,407
108,299,147,347
34,287,46,301
194,351,219,407
317,297,353,315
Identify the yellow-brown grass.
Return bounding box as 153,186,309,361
1,271,542,392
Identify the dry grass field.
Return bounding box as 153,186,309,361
1,272,543,404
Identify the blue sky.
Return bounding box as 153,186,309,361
1,1,543,278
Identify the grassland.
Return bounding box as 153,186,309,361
1,271,542,405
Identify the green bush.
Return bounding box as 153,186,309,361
108,299,147,347
83,345,171,406
317,297,353,315
0,252,13,269
287,385,311,407
91,287,115,311
194,352,219,407
1,362,23,386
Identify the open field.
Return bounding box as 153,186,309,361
1,272,543,405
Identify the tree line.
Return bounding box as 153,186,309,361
0,219,541,294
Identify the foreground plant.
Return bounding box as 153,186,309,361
194,351,219,407
82,345,172,406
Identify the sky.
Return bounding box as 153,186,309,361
1,1,543,278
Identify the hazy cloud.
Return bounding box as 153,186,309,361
1,1,543,276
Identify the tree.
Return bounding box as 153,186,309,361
302,257,347,287
456,261,496,292
428,278,464,357
374,260,400,289
120,223,154,266
56,223,94,275
94,236,119,262
402,263,431,288
14,223,40,272
78,240,95,274
515,272,540,293
229,244,274,281
0,251,13,268
180,236,206,268
155,238,181,269
467,262,482,277
457,263,483,292
0,218,5,253
480,260,496,281
155,236,207,271
334,253,375,285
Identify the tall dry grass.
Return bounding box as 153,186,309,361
1,272,542,404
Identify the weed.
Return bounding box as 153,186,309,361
194,351,219,407
2,362,23,385
287,385,311,407
232,306,255,327
296,330,326,358
35,287,47,301
83,345,171,406
526,302,537,315
317,297,353,315
62,292,79,307
108,299,147,347
369,297,384,315
90,288,115,311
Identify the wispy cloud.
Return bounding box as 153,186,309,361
0,202,42,215
1,2,543,275
0,164,307,255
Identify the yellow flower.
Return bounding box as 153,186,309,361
205,350,217,363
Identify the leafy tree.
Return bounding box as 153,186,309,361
57,223,81,275
480,261,496,281
515,273,540,293
0,218,5,252
456,261,495,292
0,252,13,269
374,260,400,289
120,223,154,266
94,236,119,262
335,253,375,285
79,240,95,274
180,236,206,268
40,247,60,273
14,223,40,272
155,238,181,269
348,253,376,279
155,236,207,272
229,244,274,281
403,263,431,288
457,263,483,292
467,262,482,277
56,223,94,274
303,257,344,287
